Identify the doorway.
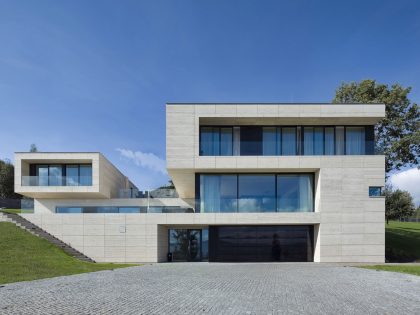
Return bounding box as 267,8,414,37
169,229,208,262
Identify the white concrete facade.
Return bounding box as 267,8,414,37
16,103,386,263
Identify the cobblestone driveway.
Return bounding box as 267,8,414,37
1,263,420,314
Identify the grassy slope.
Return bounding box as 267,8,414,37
385,221,420,262
0,222,135,285
363,221,420,276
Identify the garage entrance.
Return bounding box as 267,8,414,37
209,225,314,262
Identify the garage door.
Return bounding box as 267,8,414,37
209,225,314,262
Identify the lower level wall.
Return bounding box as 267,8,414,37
21,211,384,263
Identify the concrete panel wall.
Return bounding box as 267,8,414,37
21,212,322,263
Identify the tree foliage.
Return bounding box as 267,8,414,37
333,80,420,174
385,185,415,224
0,159,21,199
29,144,38,152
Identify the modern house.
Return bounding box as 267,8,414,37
15,103,386,263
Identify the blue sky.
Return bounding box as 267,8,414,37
0,0,419,201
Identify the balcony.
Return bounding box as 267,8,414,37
21,176,92,187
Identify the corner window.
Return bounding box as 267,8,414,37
369,186,384,197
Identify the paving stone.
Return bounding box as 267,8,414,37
0,263,419,314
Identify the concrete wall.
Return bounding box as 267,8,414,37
21,212,321,263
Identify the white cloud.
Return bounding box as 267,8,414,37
116,148,166,175
390,168,420,206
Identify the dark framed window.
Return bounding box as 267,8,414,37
369,186,384,197
199,125,374,157
200,127,233,156
30,164,92,186
240,126,262,155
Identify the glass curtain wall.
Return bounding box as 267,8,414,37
199,174,314,213
33,164,92,186
200,127,232,156
238,175,276,212
346,127,365,155
281,127,297,155
199,175,237,213
324,127,335,155
200,125,371,156
66,165,79,186
277,175,314,212
79,165,93,186
36,165,49,186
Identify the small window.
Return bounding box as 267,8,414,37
369,186,384,197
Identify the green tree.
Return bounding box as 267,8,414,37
384,185,415,224
29,144,38,152
0,159,21,199
333,80,420,174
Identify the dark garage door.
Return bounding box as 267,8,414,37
209,225,314,262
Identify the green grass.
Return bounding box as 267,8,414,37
363,265,420,276
1,208,22,214
0,222,136,285
361,221,420,276
385,221,420,262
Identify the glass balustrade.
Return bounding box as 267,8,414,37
21,176,93,186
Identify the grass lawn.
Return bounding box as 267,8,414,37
385,221,420,262
0,222,136,285
363,265,420,277
361,221,420,276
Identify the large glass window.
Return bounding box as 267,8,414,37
325,127,335,155
200,175,237,213
346,127,365,155
314,127,324,155
277,174,314,212
220,128,233,155
79,165,92,186
238,175,276,212
200,127,219,156
36,165,49,186
198,173,314,213
199,125,372,156
336,126,345,155
200,127,233,156
262,127,277,155
303,127,314,155
281,127,296,155
240,126,262,155
66,165,79,186
32,164,92,186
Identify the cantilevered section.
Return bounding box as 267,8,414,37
15,152,136,199
166,103,385,198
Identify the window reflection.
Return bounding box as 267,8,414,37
199,174,314,213
238,175,276,212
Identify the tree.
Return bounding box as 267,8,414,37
0,159,21,199
384,185,415,224
158,179,175,189
29,144,38,152
333,80,420,174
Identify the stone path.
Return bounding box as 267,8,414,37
1,263,419,314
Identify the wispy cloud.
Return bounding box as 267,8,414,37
116,148,166,175
390,168,420,206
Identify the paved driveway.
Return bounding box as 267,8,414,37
1,263,420,314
